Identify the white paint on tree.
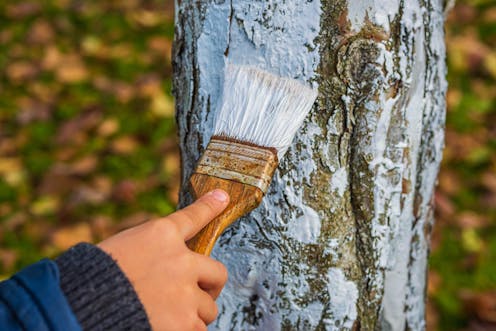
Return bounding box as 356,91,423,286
287,205,321,244
227,1,321,82
325,268,359,331
195,1,330,329
331,167,348,197
323,238,340,263
196,2,231,146
380,1,426,329
347,0,400,33
174,0,448,329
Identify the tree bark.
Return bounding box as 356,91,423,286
172,1,448,330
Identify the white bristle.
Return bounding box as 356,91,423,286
213,64,318,160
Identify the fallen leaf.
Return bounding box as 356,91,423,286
451,3,476,23
162,153,180,176
137,74,162,97
50,157,98,177
51,223,93,250
113,180,137,203
97,118,119,137
113,81,135,103
0,158,24,187
438,170,461,195
44,52,89,83
69,185,108,205
42,46,63,71
31,196,60,216
29,82,59,103
131,10,162,27
472,79,495,101
56,58,89,83
148,36,172,57
108,44,133,59
448,34,490,73
91,216,114,240
3,213,26,232
456,211,489,229
111,136,139,154
0,158,22,175
54,147,78,161
16,98,52,124
71,156,98,175
484,52,496,79
0,249,18,271
6,61,38,82
168,180,180,205
428,270,442,296
461,228,483,253
115,0,140,11
91,176,113,196
92,75,112,92
483,7,496,23
151,92,174,117
435,192,455,217
81,35,104,56
4,168,26,187
56,111,102,144
0,137,21,155
27,19,54,44
39,168,79,195
446,88,462,110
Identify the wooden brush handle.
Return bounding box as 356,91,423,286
186,173,264,256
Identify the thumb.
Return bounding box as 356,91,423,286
168,190,230,240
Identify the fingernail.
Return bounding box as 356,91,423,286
210,189,228,203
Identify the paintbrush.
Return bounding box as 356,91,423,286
187,64,318,255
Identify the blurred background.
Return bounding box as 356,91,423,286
0,1,494,330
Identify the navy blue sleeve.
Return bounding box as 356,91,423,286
0,259,81,331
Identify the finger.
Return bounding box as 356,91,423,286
196,255,228,299
197,289,218,325
192,319,207,331
168,190,229,240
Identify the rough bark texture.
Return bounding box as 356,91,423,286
172,0,448,330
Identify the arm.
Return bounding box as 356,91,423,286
55,243,151,330
59,189,229,331
0,189,229,331
0,259,81,331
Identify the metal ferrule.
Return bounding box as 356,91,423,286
194,137,278,193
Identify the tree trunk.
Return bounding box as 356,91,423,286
172,1,448,330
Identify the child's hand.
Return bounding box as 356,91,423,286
98,190,230,331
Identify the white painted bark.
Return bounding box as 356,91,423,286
172,0,448,330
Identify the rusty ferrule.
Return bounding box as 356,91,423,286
194,137,278,194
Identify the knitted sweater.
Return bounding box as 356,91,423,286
55,243,152,331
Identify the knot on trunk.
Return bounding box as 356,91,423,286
337,38,385,96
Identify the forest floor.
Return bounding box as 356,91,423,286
0,1,494,330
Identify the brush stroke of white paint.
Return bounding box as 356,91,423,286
347,0,401,33
330,167,348,197
287,205,321,244
195,0,325,329
324,268,359,331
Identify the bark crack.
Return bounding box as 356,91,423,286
224,0,234,57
